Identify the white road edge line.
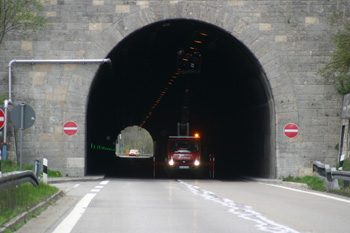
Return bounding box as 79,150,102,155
52,193,96,233
262,183,350,204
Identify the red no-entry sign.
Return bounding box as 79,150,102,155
0,109,5,130
63,121,78,136
284,123,299,138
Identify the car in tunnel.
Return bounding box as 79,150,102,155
129,149,140,156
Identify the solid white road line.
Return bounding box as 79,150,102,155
263,183,350,204
52,193,96,233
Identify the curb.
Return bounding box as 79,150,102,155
245,177,309,189
47,176,105,184
0,190,64,233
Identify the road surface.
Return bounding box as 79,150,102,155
17,179,350,233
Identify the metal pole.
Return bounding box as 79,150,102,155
2,100,9,160
4,58,112,160
19,103,25,171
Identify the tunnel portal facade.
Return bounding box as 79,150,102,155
0,1,346,178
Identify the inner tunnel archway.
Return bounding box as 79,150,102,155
86,19,275,178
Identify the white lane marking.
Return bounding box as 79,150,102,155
73,184,80,189
53,180,110,233
100,180,109,185
52,193,96,233
178,180,299,233
263,183,350,204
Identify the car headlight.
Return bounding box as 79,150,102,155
168,158,174,166
194,159,200,166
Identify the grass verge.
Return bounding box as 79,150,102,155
0,183,59,227
1,160,62,177
0,161,61,230
283,176,325,191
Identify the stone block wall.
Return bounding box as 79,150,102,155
0,0,348,177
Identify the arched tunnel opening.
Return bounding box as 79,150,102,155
86,19,275,179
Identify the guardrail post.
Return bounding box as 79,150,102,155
34,160,41,180
43,158,48,184
330,167,340,190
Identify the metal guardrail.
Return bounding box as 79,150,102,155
331,170,350,181
312,160,350,189
0,170,39,191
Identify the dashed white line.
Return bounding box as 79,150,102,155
100,180,109,185
52,180,109,233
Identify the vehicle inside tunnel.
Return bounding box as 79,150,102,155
86,19,275,178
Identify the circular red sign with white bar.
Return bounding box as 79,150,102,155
63,121,78,136
0,109,5,130
284,123,299,138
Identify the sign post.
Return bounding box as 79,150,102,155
10,103,36,170
284,123,299,138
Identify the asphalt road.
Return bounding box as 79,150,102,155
16,179,350,233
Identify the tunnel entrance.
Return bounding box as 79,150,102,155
86,19,275,178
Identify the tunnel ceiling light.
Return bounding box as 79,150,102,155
194,40,202,44
139,71,182,128
200,32,208,36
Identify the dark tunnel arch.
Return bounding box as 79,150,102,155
86,19,275,178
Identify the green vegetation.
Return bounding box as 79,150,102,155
331,157,350,197
0,93,7,104
283,176,326,191
336,157,350,171
319,12,350,95
0,183,58,227
284,158,350,197
116,125,153,156
0,0,47,48
0,161,60,229
2,160,62,177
